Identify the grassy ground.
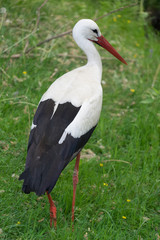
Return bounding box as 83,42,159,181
0,0,160,239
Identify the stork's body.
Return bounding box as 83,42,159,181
19,19,127,228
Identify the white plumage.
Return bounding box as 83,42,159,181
41,67,103,140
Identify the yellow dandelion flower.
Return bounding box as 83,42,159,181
127,20,131,24
16,221,21,225
103,183,108,186
127,199,131,202
113,17,117,22
117,15,121,18
122,216,126,219
133,54,137,58
23,71,27,74
135,43,140,47
99,163,103,167
130,89,135,93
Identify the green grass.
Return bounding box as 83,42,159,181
0,0,160,239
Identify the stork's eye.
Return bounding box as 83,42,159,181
92,29,98,35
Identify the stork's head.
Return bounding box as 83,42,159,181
73,19,127,65
73,19,101,42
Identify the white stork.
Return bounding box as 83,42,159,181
19,19,127,228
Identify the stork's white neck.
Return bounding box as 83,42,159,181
73,35,102,80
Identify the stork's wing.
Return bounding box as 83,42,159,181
19,98,96,196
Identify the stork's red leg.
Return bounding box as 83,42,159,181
47,192,57,228
72,152,80,224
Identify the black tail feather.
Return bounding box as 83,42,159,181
19,153,65,196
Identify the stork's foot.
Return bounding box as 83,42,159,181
47,192,57,228
50,204,57,228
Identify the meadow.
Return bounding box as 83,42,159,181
0,0,160,239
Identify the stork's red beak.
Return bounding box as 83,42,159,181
95,35,127,65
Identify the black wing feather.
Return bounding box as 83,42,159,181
19,99,96,196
